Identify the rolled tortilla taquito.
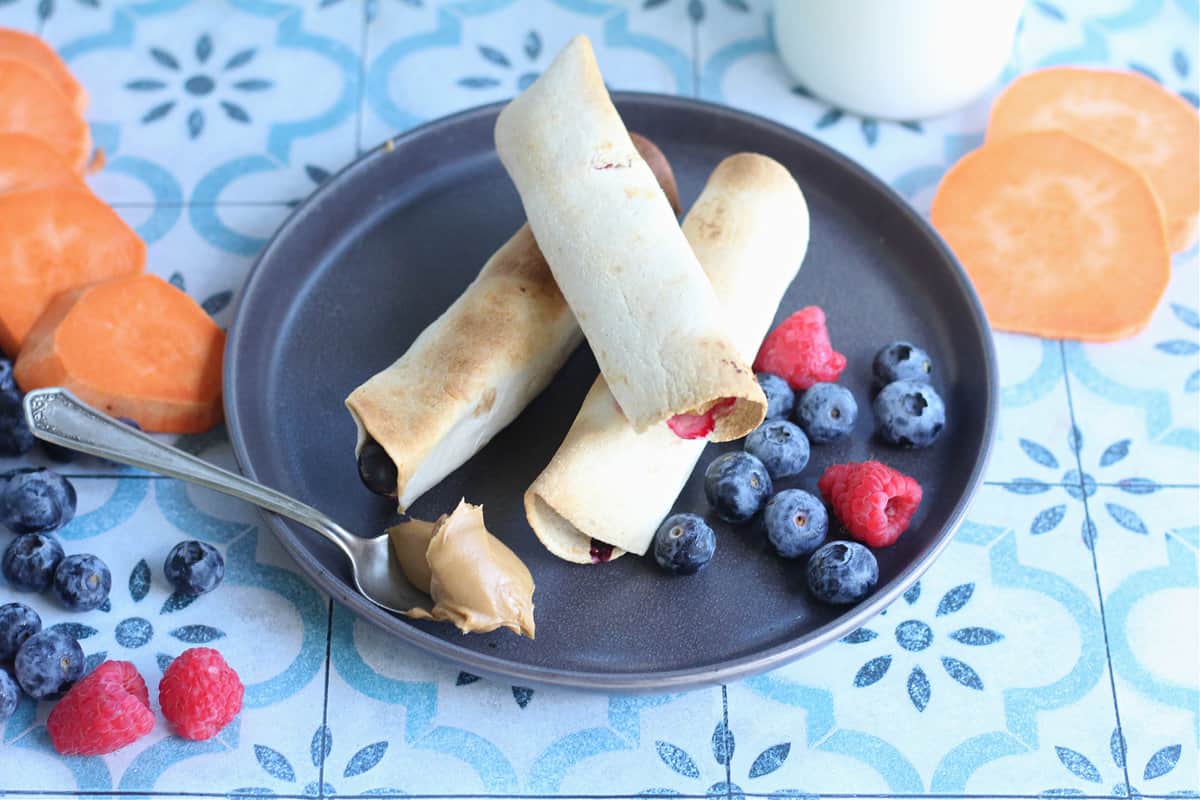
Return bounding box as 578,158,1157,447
494,35,767,442
525,153,810,563
346,134,680,511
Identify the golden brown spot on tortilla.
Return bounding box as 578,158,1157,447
474,387,497,416
486,226,562,294
694,216,723,241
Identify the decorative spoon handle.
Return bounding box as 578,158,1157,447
23,388,363,556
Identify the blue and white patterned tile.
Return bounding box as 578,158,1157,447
1022,0,1200,102
1064,255,1200,486
39,0,361,205
727,484,1114,796
129,201,288,326
1090,488,1199,796
0,476,328,792
361,0,692,150
543,687,726,795
324,603,725,794
985,335,1077,487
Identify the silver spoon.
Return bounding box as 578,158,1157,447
23,387,427,614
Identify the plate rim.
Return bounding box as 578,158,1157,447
224,91,999,692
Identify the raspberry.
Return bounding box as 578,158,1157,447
159,647,243,741
47,661,154,755
667,397,736,440
818,461,922,547
753,306,846,390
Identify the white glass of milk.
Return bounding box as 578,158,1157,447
773,0,1025,120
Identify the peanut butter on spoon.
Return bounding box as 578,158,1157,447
386,500,535,639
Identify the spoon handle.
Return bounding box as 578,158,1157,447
23,388,363,556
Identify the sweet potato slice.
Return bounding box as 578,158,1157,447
931,131,1169,341
988,67,1200,253
0,28,88,113
0,133,85,194
0,57,92,173
15,274,225,434
0,186,145,355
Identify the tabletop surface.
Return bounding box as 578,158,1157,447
0,1,1196,798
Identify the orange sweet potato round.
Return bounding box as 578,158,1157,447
0,28,88,114
988,67,1200,253
15,274,226,433
0,186,145,356
931,131,1170,341
0,57,91,173
0,133,85,194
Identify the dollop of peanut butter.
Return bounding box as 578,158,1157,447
387,500,535,639
387,516,438,594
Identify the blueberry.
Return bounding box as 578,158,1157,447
704,452,772,523
0,602,42,660
873,341,933,385
0,359,33,458
764,489,828,558
0,667,18,722
41,441,79,463
0,409,34,458
653,513,716,575
357,438,398,497
744,420,810,479
0,358,19,409
53,554,111,611
164,540,225,596
0,469,77,534
756,372,795,421
806,541,879,604
2,533,65,592
795,383,857,443
14,629,84,699
873,380,945,448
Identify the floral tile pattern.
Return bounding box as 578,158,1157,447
1,0,1198,797
39,0,362,205
0,476,328,792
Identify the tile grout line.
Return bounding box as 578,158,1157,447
6,791,1149,799
108,201,297,208
983,480,1200,489
39,474,1200,488
690,14,701,98
1058,339,1134,793
317,599,335,796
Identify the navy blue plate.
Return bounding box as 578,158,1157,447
225,93,997,691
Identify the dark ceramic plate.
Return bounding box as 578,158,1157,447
225,93,997,691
